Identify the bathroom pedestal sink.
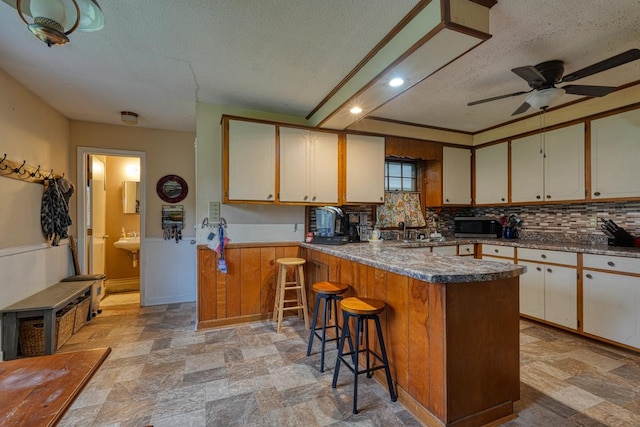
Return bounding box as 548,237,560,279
114,237,140,267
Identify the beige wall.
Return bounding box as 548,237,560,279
105,156,140,279
0,69,70,249
69,121,196,239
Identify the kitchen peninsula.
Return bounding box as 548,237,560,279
300,240,526,427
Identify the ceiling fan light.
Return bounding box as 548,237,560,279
30,0,68,28
525,87,564,110
75,0,105,32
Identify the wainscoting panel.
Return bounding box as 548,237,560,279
142,237,197,306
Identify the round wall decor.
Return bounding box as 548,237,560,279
156,174,188,203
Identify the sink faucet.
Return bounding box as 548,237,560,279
398,221,408,242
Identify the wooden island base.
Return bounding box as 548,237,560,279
303,247,520,427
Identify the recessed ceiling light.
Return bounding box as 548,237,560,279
350,106,363,114
389,77,404,87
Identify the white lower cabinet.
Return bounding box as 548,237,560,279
517,249,577,329
432,245,457,255
583,254,640,348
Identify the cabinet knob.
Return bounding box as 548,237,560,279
547,268,552,273
446,198,450,202
312,196,317,201
536,267,542,271
546,195,551,199
594,191,601,197
380,196,384,201
607,261,615,267
303,195,308,201
541,254,547,259
501,198,505,202
536,195,541,199
494,249,499,253
586,273,593,279
267,194,273,200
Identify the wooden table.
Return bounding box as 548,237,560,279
1,281,94,360
0,347,110,426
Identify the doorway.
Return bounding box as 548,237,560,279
77,148,146,306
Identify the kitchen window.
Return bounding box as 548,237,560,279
385,160,417,191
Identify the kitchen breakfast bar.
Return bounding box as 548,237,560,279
299,241,526,427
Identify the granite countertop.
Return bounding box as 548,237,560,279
300,241,526,284
447,237,640,258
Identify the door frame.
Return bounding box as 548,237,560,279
77,147,147,304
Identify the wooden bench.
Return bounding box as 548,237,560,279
1,280,95,361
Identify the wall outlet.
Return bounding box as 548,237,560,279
209,201,220,222
588,217,597,228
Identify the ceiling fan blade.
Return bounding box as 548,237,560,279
511,101,531,116
511,66,546,86
467,90,531,106
561,49,640,82
562,84,617,97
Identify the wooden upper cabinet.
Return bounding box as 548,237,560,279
591,109,640,200
511,123,584,203
224,118,276,202
345,134,385,204
443,146,471,205
475,142,508,205
279,127,339,204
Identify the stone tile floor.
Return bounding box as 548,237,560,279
57,299,640,426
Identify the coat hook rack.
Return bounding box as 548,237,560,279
0,153,63,184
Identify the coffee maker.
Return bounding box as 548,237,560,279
313,207,348,245
347,213,360,242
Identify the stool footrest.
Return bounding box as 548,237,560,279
282,305,305,311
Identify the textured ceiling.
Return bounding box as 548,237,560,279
0,0,639,133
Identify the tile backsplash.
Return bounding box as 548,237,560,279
425,201,640,244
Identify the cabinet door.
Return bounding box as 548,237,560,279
591,109,640,200
583,270,640,348
511,134,544,203
443,146,471,205
279,127,310,202
227,120,276,201
280,128,339,204
309,131,339,204
544,265,577,329
345,134,385,203
475,142,508,205
544,124,585,202
518,261,545,319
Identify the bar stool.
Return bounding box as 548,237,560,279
332,297,396,414
272,257,309,333
306,281,349,372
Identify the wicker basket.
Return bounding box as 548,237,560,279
73,297,91,333
19,304,77,356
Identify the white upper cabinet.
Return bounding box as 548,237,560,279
591,109,640,200
279,127,338,204
443,146,471,205
474,142,508,205
345,134,385,203
511,123,584,203
226,119,276,202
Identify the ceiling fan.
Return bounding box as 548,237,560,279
468,49,640,116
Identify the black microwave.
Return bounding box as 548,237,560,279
454,217,502,238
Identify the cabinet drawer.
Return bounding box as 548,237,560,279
458,244,475,256
583,254,640,275
517,248,577,266
433,245,457,255
481,244,514,258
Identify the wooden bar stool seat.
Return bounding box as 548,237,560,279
272,257,309,333
332,296,396,414
306,281,349,372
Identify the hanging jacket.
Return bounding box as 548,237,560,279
41,177,74,246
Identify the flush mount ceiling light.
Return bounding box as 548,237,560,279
12,0,105,47
121,111,139,126
350,106,363,114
